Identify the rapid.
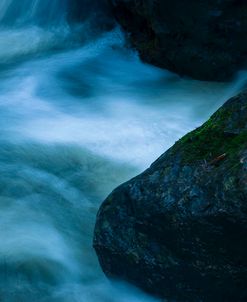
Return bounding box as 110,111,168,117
0,1,246,301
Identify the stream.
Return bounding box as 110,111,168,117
0,1,246,301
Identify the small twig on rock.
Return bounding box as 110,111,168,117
209,153,227,166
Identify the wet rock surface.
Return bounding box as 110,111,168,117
109,0,247,81
94,91,247,301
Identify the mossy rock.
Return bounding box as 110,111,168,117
94,91,247,301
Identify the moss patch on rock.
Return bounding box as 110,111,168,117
172,93,247,164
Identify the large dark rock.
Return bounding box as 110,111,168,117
94,91,247,301
109,0,247,81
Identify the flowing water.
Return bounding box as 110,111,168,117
0,1,246,301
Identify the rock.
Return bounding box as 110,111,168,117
94,91,247,301
68,0,114,30
109,0,247,81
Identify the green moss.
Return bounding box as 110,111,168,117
173,105,247,164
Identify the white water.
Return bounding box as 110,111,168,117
0,1,246,301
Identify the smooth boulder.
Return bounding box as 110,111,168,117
94,91,247,301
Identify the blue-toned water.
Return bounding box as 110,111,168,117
0,1,246,301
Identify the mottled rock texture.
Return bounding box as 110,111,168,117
94,91,247,301
109,0,247,81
